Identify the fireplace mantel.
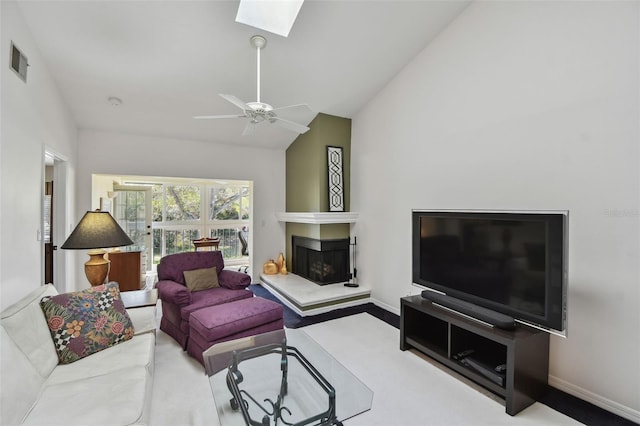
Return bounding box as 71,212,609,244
276,212,359,224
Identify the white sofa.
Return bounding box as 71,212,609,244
1,284,156,425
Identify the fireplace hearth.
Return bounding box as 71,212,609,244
292,236,350,285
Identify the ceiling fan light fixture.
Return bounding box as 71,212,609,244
194,34,313,135
236,0,304,37
247,101,272,113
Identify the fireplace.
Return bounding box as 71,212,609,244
292,236,350,285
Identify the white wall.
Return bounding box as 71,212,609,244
352,1,639,421
3,0,638,419
1,1,78,309
76,130,285,287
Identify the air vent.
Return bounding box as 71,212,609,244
10,41,28,82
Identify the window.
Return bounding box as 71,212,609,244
165,185,200,221
95,175,252,274
209,186,249,220
149,179,251,267
207,185,250,259
154,228,199,259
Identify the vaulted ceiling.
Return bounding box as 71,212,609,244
18,0,470,149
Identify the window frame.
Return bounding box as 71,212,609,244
151,180,251,267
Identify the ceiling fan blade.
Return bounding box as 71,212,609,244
193,114,245,119
271,104,313,114
271,116,310,134
242,121,260,136
219,94,249,111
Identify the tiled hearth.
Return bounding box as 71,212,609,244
259,273,370,317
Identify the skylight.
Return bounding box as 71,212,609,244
235,0,304,37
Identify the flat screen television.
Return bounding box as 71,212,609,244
412,210,567,332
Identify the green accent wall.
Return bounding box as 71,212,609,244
286,113,351,213
284,113,352,269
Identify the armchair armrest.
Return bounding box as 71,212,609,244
218,270,251,290
156,280,191,306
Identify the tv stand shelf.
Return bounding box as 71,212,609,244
400,295,549,415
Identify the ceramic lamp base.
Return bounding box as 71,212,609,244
84,249,111,287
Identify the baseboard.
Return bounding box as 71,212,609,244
370,297,400,316
549,375,640,424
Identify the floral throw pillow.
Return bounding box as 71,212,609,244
40,282,134,364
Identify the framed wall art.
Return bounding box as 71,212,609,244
327,146,345,212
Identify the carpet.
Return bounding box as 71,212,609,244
249,284,635,426
152,312,583,426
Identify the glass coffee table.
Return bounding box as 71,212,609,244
203,329,373,426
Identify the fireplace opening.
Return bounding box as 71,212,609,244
292,236,350,285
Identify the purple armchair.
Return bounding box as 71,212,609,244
156,251,253,349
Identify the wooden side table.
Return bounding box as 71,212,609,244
193,237,220,251
108,251,142,291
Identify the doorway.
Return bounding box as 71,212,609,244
112,185,153,272
43,149,68,293
44,178,53,283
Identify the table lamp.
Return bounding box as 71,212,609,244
61,210,134,287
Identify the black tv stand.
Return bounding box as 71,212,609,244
401,295,549,415
420,290,517,330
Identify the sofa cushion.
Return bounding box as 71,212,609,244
1,284,59,379
22,366,151,426
183,266,220,292
40,282,134,364
46,332,155,385
1,326,47,426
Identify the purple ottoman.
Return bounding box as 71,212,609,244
187,296,284,366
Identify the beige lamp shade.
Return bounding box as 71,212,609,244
61,210,134,286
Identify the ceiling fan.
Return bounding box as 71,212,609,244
194,35,312,135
